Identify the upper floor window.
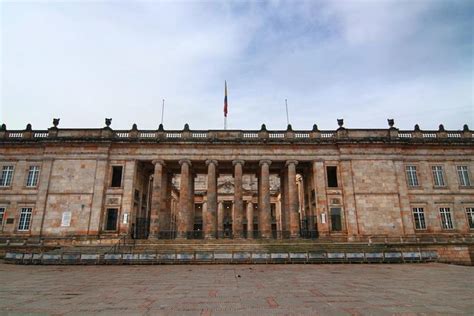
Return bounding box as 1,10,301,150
110,166,123,188
432,166,446,187
412,207,426,230
466,207,474,229
0,166,14,187
26,166,40,187
457,166,471,186
439,207,454,230
18,207,32,231
405,166,419,187
326,166,338,187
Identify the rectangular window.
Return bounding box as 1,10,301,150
466,208,474,229
457,166,471,186
105,208,118,231
432,166,446,187
18,207,32,231
330,207,342,231
61,211,72,227
0,166,14,187
412,207,426,230
405,166,419,187
326,166,338,187
26,166,40,187
111,166,123,187
439,207,453,230
0,207,5,226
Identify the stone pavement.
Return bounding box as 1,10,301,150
0,263,472,315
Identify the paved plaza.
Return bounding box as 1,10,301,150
0,263,472,315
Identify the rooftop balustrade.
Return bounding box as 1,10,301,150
0,120,472,144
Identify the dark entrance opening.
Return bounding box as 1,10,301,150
223,201,232,238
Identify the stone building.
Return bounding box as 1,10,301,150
0,119,473,242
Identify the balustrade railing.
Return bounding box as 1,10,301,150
116,132,129,138
140,132,156,138
2,125,472,142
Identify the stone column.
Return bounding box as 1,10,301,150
280,170,288,236
232,160,244,238
217,201,224,238
177,159,191,239
121,160,137,235
205,160,218,239
312,160,329,236
286,160,300,238
188,171,195,235
259,160,272,238
150,160,166,237
340,160,360,240
246,201,253,238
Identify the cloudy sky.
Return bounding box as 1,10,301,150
1,0,472,131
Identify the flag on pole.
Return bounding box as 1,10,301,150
224,80,228,117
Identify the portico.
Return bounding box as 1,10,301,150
148,159,313,239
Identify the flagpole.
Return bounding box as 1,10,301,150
285,99,290,126
224,80,228,130
161,99,165,125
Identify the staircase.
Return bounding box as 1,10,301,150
3,237,448,265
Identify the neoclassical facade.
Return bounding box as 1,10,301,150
0,119,473,242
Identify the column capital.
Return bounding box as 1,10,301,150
259,159,272,167
205,159,218,167
179,159,192,166
285,160,298,167
152,159,166,166
232,159,245,166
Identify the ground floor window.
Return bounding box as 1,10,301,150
412,207,426,230
439,207,454,230
330,207,342,231
0,207,5,226
105,208,118,231
466,208,474,229
18,207,32,231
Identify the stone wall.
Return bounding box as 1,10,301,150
0,125,473,240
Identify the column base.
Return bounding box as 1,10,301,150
233,232,244,239
204,233,216,240
175,232,187,240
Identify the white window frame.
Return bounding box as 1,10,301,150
26,165,40,188
457,166,471,187
466,207,474,229
439,207,454,230
412,207,427,230
0,165,14,187
432,165,446,187
405,165,419,187
18,207,33,231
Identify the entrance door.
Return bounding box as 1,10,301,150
134,217,149,239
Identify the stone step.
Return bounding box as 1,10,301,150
4,249,439,265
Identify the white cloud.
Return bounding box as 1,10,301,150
1,0,472,131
